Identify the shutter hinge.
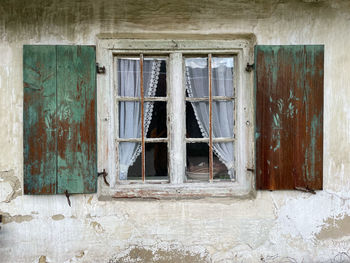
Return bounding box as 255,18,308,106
96,63,106,74
294,186,316,194
64,190,71,207
245,63,255,72
98,169,109,186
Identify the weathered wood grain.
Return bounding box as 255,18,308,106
56,45,97,194
23,45,57,194
255,45,324,190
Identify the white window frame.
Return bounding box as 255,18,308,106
97,35,255,199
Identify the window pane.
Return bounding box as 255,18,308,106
119,142,141,180
212,101,234,138
212,57,234,97
146,101,167,138
186,143,209,181
119,101,141,138
185,58,208,98
186,101,209,138
144,59,167,98
213,150,233,180
146,143,168,180
117,58,167,98
117,58,141,97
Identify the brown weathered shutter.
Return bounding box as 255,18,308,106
255,45,324,190
23,45,97,194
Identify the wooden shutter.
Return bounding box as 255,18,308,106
255,45,324,190
23,45,97,194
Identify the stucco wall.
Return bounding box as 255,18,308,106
1,0,350,262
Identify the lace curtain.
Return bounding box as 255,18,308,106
118,59,161,180
185,58,235,178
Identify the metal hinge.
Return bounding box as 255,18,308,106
96,63,106,74
98,169,109,186
245,63,255,72
294,186,316,194
64,190,71,207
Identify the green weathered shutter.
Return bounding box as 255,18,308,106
255,45,324,190
24,45,57,194
23,45,97,195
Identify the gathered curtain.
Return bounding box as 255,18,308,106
118,59,161,180
185,58,235,178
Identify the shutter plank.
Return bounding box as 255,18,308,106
56,46,97,194
255,45,324,190
23,45,57,194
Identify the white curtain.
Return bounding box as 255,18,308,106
118,59,161,180
185,58,235,178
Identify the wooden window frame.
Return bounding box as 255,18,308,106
97,35,256,199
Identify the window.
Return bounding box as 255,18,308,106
185,56,235,182
116,56,168,182
23,40,324,196
98,37,255,198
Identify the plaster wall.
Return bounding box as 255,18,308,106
1,0,350,262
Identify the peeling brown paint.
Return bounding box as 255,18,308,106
0,212,33,224
51,214,65,221
0,170,21,202
90,221,105,233
317,214,350,240
108,246,210,263
87,195,93,205
38,255,47,263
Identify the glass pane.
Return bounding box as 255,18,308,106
185,58,208,98
186,143,209,181
117,58,141,97
144,59,167,98
145,143,168,180
213,150,233,180
186,101,209,138
119,101,141,138
146,101,167,138
212,101,234,138
119,142,141,180
212,57,234,97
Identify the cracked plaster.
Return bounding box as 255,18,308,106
0,0,350,262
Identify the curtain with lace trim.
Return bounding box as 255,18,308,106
185,57,235,178
118,59,161,180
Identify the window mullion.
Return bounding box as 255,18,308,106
140,54,146,183
208,54,214,182
169,52,185,184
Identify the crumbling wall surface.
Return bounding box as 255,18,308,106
1,0,350,262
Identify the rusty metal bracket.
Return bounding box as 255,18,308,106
98,169,109,186
245,63,255,72
96,63,106,74
64,190,71,207
294,186,316,194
